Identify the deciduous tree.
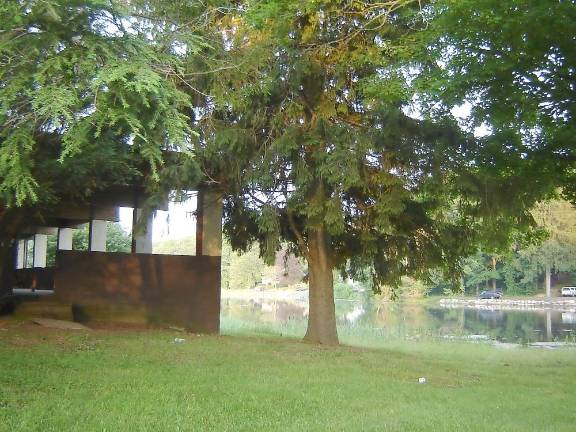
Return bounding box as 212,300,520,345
413,0,575,200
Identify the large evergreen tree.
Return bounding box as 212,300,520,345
200,0,550,344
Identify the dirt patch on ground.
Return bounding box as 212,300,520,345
31,318,91,331
87,321,156,332
0,316,184,339
0,317,12,329
0,320,72,347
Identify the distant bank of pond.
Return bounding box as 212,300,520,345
221,294,576,344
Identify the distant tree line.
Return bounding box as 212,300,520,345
153,235,297,291
429,199,576,296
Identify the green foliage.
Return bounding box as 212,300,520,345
524,199,576,273
45,234,57,267
413,0,575,202
332,272,360,300
429,199,576,295
0,0,211,218
153,236,196,256
202,0,554,301
71,223,131,253
222,242,266,290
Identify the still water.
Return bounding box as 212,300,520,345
221,296,576,344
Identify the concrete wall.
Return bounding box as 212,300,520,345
0,242,17,299
53,251,221,333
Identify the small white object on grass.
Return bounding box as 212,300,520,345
418,377,427,384
174,338,186,343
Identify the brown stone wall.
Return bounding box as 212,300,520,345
53,251,221,333
1,243,16,298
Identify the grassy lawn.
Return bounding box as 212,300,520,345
0,319,575,431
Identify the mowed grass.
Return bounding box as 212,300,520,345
0,320,575,432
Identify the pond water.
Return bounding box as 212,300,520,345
221,295,576,344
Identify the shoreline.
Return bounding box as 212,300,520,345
439,297,576,312
221,288,308,301
222,289,576,313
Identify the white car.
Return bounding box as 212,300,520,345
561,286,576,297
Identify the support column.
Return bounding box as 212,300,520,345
16,239,26,269
133,209,153,254
196,189,223,256
89,220,107,252
33,234,47,268
57,228,73,250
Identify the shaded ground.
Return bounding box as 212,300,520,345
0,318,575,431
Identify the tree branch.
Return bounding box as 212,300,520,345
287,209,309,259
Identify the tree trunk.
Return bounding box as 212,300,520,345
545,265,552,298
491,256,497,291
304,226,338,345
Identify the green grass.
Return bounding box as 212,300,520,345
1,320,575,431
220,316,453,347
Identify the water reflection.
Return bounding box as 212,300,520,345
221,297,576,343
226,298,308,325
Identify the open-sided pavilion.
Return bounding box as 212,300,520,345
3,186,223,333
